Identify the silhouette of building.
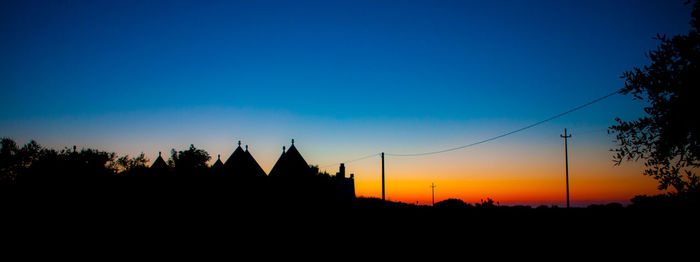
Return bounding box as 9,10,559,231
337,163,345,178
143,140,355,200
150,152,168,169
211,154,224,168
268,146,286,178
223,141,266,177
268,140,355,199
242,145,266,177
268,139,313,179
335,163,356,199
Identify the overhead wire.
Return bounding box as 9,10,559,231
319,89,622,167
386,89,621,156
318,152,380,169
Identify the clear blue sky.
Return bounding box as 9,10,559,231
0,0,694,204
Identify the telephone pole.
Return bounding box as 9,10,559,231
430,183,436,206
560,128,572,208
381,152,385,201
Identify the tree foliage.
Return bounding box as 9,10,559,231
168,144,211,170
0,138,118,185
610,1,700,192
116,153,149,172
1,138,43,183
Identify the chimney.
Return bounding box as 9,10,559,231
338,163,345,178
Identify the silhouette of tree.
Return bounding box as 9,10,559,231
116,153,149,172
1,138,43,184
610,0,700,193
1,138,20,183
309,164,331,178
19,140,42,166
169,144,211,170
16,145,117,185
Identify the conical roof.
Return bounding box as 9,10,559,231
268,148,286,177
223,144,246,168
224,141,267,177
284,144,311,173
269,140,312,178
212,154,224,168
243,148,267,177
150,152,168,169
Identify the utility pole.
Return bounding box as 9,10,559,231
381,152,385,201
560,128,572,208
430,183,436,206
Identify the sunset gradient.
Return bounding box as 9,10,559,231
1,0,691,205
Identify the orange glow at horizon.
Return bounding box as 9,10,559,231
339,141,664,207
355,174,660,206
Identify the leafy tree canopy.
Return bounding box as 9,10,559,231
610,0,700,192
169,144,211,170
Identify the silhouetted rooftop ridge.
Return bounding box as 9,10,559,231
222,141,266,176
269,140,312,178
224,142,246,168
212,154,224,168
150,153,168,169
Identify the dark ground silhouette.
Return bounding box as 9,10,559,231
2,137,697,232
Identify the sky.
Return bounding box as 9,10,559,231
0,0,694,206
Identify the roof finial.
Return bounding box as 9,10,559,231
291,139,294,145
245,145,248,151
283,146,286,153
218,154,220,160
159,151,161,157
238,140,241,147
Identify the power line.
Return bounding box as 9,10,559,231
319,89,621,166
385,89,621,157
318,152,379,169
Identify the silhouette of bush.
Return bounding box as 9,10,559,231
630,190,699,208
476,198,497,208
434,198,472,209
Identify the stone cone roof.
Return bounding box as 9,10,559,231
224,143,267,177
211,154,224,168
268,143,312,178
150,152,168,169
